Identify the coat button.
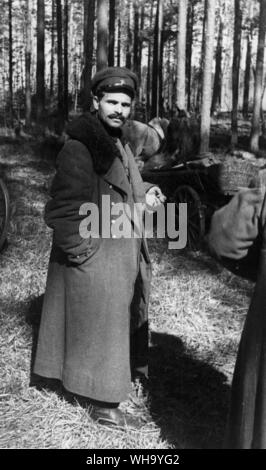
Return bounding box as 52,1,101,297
112,234,117,238
109,184,113,189
111,201,115,206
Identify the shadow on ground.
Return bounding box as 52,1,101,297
26,295,230,449
147,331,230,449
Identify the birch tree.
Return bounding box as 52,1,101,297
97,0,108,70
200,0,216,154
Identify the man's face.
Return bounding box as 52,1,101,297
93,92,132,129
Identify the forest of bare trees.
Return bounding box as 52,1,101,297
1,0,266,154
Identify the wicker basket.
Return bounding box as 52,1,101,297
217,159,259,194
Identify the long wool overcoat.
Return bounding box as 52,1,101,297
33,113,160,403
207,188,266,448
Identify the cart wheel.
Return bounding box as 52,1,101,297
0,178,10,252
173,185,205,251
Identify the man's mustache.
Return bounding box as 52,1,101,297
108,114,125,121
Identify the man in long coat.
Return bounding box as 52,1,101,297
33,67,165,428
207,186,266,448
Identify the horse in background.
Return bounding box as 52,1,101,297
142,109,201,171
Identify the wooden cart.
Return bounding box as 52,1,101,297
141,158,258,250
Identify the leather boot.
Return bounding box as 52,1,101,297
88,405,144,429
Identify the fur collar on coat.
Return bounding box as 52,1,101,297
66,112,124,175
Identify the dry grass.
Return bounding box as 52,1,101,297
0,139,254,449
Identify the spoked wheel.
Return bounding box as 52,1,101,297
173,185,205,251
0,178,10,252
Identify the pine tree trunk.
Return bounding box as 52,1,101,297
108,0,115,66
63,0,69,119
146,0,155,119
261,73,266,137
211,11,223,115
167,38,172,113
133,0,139,75
243,34,252,118
36,0,45,122
151,0,163,118
250,0,266,153
83,0,95,110
56,0,64,115
20,45,24,93
97,0,108,70
138,5,144,85
243,0,254,118
200,0,216,154
117,16,121,66
196,0,207,113
2,43,7,127
68,1,73,95
50,0,55,98
159,13,164,116
186,1,194,112
25,0,31,128
176,0,187,110
8,0,13,126
231,0,242,147
126,10,132,69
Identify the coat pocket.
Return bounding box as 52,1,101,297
67,237,102,265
